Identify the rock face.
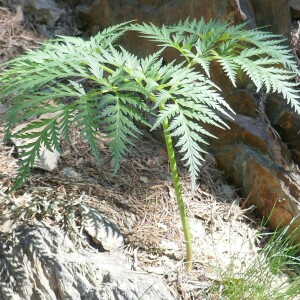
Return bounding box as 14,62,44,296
63,0,291,36
0,222,175,300
252,0,291,35
10,0,292,48
206,89,300,235
21,0,63,36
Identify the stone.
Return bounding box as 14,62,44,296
10,135,60,172
79,204,124,251
227,88,257,117
204,97,300,237
22,0,64,36
0,102,8,115
206,112,291,168
10,116,61,172
288,0,300,11
252,0,291,35
215,143,300,239
62,167,84,180
265,94,300,165
0,222,176,300
9,1,293,56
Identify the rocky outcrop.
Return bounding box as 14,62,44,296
205,87,300,233
252,0,291,35
0,222,175,300
64,0,291,37
20,0,63,36
9,0,293,48
266,94,300,165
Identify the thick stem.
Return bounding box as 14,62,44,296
161,109,193,271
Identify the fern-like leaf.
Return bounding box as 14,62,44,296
1,19,299,190
12,118,61,189
133,18,300,115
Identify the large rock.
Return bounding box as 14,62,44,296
214,142,300,241
0,222,176,300
10,0,292,49
206,104,300,235
266,94,300,165
252,0,291,35
21,0,63,36
64,0,291,59
64,0,290,35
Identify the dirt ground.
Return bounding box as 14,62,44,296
0,6,264,299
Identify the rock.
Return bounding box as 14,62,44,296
288,0,300,11
265,94,300,165
10,116,61,172
57,0,290,47
204,91,300,236
0,102,8,115
0,222,176,300
10,136,60,172
215,144,300,239
235,0,256,28
207,112,291,168
12,5,24,24
252,0,291,35
65,0,249,59
22,0,64,36
10,0,291,40
79,204,124,251
227,88,258,117
62,167,84,180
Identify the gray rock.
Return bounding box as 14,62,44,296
11,123,60,172
79,204,124,251
0,222,175,300
288,0,300,10
0,103,8,115
22,0,63,27
62,167,84,180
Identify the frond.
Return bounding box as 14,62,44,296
168,108,206,188
91,20,133,49
72,89,101,162
98,92,148,172
140,49,164,74
59,105,74,143
151,103,180,130
130,22,173,48
215,55,238,86
233,56,300,113
240,29,299,73
134,19,300,114
151,64,232,185
12,117,61,189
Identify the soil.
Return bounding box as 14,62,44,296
0,6,265,300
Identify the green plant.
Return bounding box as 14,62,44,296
210,225,300,300
1,19,299,271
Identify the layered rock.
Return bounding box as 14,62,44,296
206,90,300,235
0,222,175,300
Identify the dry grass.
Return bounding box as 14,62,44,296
0,121,261,299
0,6,44,63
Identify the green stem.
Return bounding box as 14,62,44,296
160,106,193,271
